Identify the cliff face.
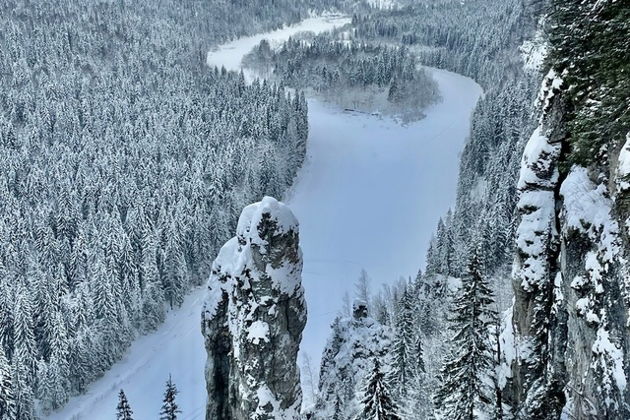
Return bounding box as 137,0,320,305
202,197,306,420
507,69,630,419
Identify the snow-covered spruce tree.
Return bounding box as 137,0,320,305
356,359,402,420
202,197,306,419
315,299,393,419
390,284,430,419
117,389,134,420
0,345,16,419
390,285,429,419
434,247,498,420
160,376,181,420
11,282,37,420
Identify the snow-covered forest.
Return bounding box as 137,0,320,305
0,0,628,419
245,35,440,122
0,0,336,417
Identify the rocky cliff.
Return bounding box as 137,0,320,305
505,8,630,415
201,197,306,420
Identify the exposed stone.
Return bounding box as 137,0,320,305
507,69,630,419
202,197,306,420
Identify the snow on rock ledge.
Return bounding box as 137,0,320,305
617,133,630,192
202,196,306,420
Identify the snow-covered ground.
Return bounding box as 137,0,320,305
294,70,481,374
47,288,208,420
48,15,481,419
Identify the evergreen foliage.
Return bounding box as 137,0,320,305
0,0,323,414
116,389,134,420
391,288,424,395
159,375,181,420
247,33,440,121
434,247,498,419
548,0,630,167
0,346,17,419
355,359,402,420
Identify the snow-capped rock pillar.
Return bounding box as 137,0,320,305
202,197,306,420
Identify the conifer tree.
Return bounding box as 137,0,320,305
0,346,16,419
433,246,498,420
391,288,423,395
117,389,134,420
356,359,402,420
160,375,181,420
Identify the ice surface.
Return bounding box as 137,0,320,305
49,15,481,419
292,68,481,369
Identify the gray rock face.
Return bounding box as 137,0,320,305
202,197,306,420
507,70,630,419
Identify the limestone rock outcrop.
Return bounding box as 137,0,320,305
202,197,306,420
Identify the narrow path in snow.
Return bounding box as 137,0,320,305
48,15,481,419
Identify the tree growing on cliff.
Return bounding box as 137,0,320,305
434,246,498,419
160,376,181,420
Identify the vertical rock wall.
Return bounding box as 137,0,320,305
202,197,306,420
507,69,630,419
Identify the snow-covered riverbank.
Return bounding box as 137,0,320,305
48,14,481,419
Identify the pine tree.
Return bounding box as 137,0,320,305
117,389,134,420
12,348,35,420
433,246,498,420
331,395,344,420
160,375,181,420
0,346,16,419
355,359,401,420
391,288,422,395
355,269,371,309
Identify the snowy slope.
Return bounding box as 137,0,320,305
48,14,481,419
47,289,207,420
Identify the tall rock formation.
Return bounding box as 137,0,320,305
505,2,630,416
202,197,306,420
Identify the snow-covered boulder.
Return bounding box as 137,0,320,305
202,197,306,420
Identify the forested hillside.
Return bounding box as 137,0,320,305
0,0,345,417
1,0,627,418
338,0,630,418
